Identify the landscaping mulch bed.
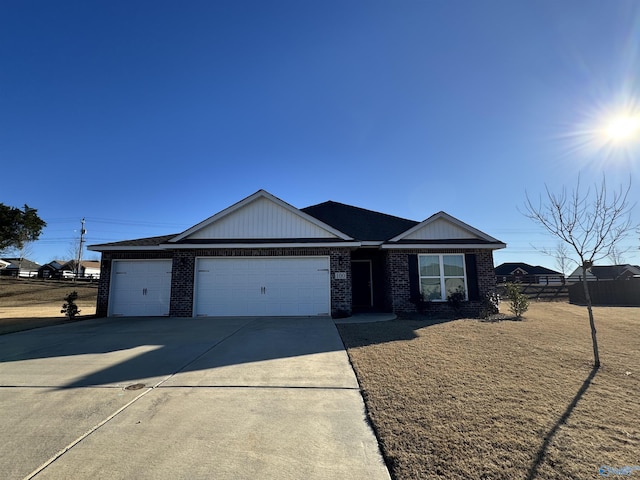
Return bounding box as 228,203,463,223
338,302,640,479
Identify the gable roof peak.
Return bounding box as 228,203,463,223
170,189,353,242
389,210,504,246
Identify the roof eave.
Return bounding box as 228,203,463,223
162,241,362,249
88,245,167,252
381,242,507,250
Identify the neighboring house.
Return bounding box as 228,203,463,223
0,259,10,271
38,260,65,279
89,190,505,318
495,262,564,285
60,260,102,279
81,261,101,279
568,264,640,283
0,258,40,277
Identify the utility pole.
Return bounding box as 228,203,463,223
75,218,86,282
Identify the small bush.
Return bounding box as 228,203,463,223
504,283,529,319
479,291,501,319
447,286,466,315
410,293,431,314
61,291,81,320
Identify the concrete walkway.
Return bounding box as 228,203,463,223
0,316,390,480
334,312,397,324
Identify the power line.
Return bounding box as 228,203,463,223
85,217,190,228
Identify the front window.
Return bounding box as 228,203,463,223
418,254,467,301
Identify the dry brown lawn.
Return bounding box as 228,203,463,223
0,278,98,334
338,302,640,479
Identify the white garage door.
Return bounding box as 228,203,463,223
195,257,330,317
109,260,172,316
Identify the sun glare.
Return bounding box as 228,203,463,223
557,101,640,168
605,114,640,141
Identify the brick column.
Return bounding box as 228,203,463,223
170,250,195,317
330,249,352,317
96,253,112,317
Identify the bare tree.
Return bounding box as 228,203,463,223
607,245,626,265
542,242,574,278
524,175,635,368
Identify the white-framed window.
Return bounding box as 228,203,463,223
418,254,467,301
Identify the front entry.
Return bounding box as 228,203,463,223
351,260,373,309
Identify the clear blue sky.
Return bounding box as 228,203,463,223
2,0,639,271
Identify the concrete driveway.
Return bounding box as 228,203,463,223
0,316,390,480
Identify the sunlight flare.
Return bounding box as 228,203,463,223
604,114,640,141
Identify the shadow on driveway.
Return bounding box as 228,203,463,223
0,316,349,389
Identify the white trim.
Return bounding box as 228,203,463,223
93,241,502,251
381,243,505,250
417,253,468,302
389,211,502,243
162,242,361,249
170,190,353,242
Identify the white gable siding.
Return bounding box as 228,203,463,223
403,218,478,240
186,197,339,239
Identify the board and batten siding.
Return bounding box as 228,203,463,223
403,218,477,240
186,197,338,239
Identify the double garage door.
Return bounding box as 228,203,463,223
109,257,330,317
195,257,331,317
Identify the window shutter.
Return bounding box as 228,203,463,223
408,254,420,301
465,254,480,300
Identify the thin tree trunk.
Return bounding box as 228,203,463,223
581,275,600,369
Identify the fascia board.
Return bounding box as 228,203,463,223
162,241,362,249
381,243,507,250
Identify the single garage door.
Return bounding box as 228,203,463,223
109,260,172,316
195,257,330,317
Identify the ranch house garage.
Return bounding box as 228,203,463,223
89,190,505,318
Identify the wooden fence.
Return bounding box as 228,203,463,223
568,279,640,306
497,283,569,301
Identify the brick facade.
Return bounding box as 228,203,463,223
98,248,352,318
385,248,497,317
96,247,497,318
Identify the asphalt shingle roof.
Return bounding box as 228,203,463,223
91,234,178,248
302,201,418,241
494,262,561,276
589,264,640,280
0,258,41,270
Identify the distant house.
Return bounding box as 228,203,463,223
495,262,564,285
37,260,66,279
60,260,101,279
567,264,640,283
0,258,41,278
